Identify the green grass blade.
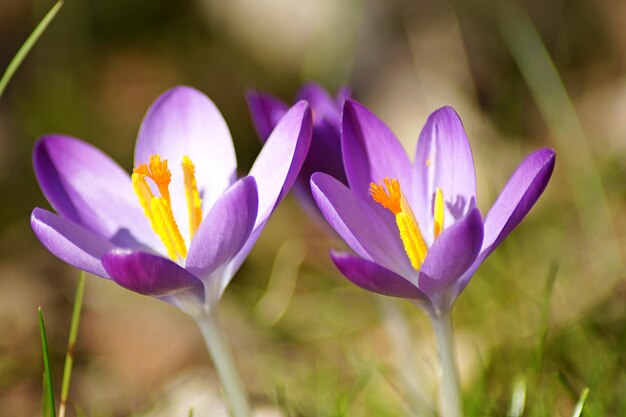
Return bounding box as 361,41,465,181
535,261,559,374
59,272,86,417
507,376,526,417
571,388,590,417
497,1,621,273
39,307,57,417
0,0,64,100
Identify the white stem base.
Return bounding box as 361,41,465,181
195,311,252,417
431,311,463,417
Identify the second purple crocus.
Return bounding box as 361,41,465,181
310,99,555,417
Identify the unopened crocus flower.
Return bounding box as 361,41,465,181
31,86,312,417
311,100,555,417
247,82,349,213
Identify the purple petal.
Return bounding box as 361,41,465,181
311,172,414,276
31,208,114,278
33,135,158,249
295,82,341,128
248,100,312,230
336,86,352,109
222,102,313,281
481,148,555,255
186,176,258,279
451,148,555,301
418,207,483,308
341,99,413,201
102,249,204,298
246,90,289,143
330,251,427,300
134,86,237,233
413,107,477,241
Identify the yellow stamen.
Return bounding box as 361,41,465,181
132,173,156,227
434,187,444,239
150,197,187,260
133,155,171,203
370,177,428,270
396,212,428,269
182,156,203,239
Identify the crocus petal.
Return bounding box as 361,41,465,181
186,176,258,280
296,82,341,128
418,207,483,308
246,90,289,142
336,86,351,109
102,249,204,298
342,99,413,201
451,148,556,298
31,208,114,278
33,135,159,249
222,102,313,282
330,251,427,301
134,86,238,228
413,107,477,238
248,100,312,230
481,148,555,255
311,173,414,276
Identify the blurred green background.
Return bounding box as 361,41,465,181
1,0,625,416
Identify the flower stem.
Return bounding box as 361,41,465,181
431,310,462,417
195,311,252,417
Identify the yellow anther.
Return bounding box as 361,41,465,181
434,187,444,239
132,172,155,223
150,197,187,260
370,177,429,270
133,155,171,203
396,212,428,269
182,156,203,239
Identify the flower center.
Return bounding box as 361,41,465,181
369,178,444,270
132,154,203,260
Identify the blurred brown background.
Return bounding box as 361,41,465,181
1,0,626,416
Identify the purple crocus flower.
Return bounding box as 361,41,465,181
311,100,555,315
31,86,312,314
246,82,349,213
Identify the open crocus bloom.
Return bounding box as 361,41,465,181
246,82,349,212
31,86,312,314
311,100,555,314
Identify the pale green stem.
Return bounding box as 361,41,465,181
195,311,252,417
431,310,462,417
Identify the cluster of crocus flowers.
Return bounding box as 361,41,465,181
31,86,312,417
30,81,555,417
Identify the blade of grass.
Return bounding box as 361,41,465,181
39,307,57,417
535,261,559,375
0,0,64,99
59,272,86,417
507,376,526,417
571,388,590,417
497,1,621,274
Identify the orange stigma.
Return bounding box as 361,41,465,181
370,178,428,269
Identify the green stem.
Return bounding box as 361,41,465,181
59,272,86,417
431,310,462,417
195,311,251,417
